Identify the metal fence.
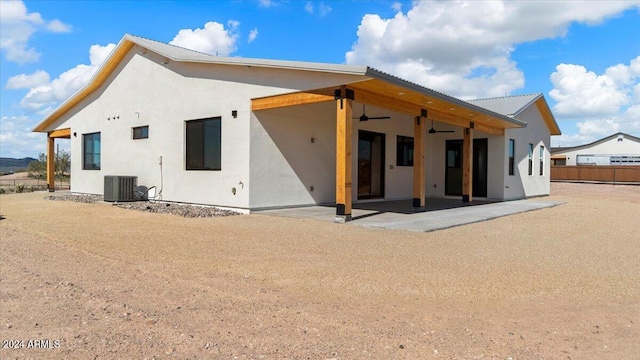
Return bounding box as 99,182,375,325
0,178,70,191
551,166,640,184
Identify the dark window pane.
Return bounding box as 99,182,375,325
528,143,533,175
83,132,101,170
539,146,544,175
186,117,221,170
508,139,515,176
133,126,149,139
203,120,221,169
396,135,414,166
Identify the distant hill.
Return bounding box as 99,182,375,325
0,157,37,174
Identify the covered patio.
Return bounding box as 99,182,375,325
256,198,561,232
252,69,527,221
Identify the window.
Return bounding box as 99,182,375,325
539,145,545,176
83,132,101,170
528,143,533,176
396,135,414,166
132,125,149,139
186,117,221,170
508,139,515,176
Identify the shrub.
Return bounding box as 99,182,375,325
15,184,25,193
0,187,6,194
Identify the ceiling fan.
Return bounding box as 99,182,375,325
428,119,455,134
353,104,391,122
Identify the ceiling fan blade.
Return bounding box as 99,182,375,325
436,130,456,133
367,116,391,120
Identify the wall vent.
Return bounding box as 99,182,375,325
104,176,137,202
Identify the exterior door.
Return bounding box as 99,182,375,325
473,138,488,197
358,130,385,199
445,138,488,197
445,140,463,196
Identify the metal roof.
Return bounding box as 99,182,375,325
551,132,640,154
126,34,370,75
34,34,546,132
467,93,542,117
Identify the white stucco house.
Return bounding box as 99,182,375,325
551,133,640,166
34,34,561,220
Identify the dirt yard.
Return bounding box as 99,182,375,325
1,183,638,359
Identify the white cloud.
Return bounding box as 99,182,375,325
304,2,313,14
391,2,402,12
318,2,332,17
18,43,116,112
170,21,239,56
0,115,46,158
46,19,72,33
345,0,640,99
5,70,50,89
0,0,72,64
304,2,332,17
549,59,639,118
248,28,259,43
257,0,276,7
550,57,640,146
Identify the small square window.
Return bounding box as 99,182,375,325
133,126,149,139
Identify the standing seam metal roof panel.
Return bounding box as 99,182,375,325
467,93,542,117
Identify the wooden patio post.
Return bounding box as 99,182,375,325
462,125,474,203
335,86,353,222
413,111,426,209
47,134,55,191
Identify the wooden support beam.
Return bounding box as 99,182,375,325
252,91,335,111
47,135,55,191
462,127,473,203
335,86,353,221
413,115,426,208
48,128,71,138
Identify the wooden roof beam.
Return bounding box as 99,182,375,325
48,128,71,138
251,89,335,111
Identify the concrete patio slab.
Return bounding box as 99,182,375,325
256,198,563,232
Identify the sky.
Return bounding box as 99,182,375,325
1,0,639,158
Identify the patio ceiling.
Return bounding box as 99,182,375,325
252,78,528,136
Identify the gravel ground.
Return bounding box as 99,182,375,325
46,193,241,218
1,183,639,359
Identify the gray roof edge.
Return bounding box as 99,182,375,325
126,34,369,76
551,132,640,153
364,67,527,127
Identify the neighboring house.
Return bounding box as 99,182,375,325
551,133,640,166
33,34,560,220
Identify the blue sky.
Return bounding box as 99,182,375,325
1,0,639,158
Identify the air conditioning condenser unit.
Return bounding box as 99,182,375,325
104,176,137,202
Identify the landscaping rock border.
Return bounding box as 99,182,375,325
46,194,241,218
